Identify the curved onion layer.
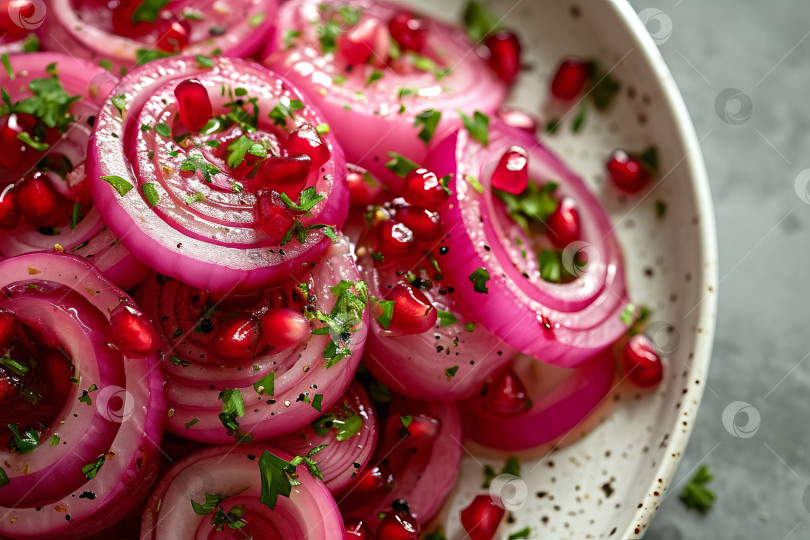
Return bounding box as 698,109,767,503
273,382,376,493
0,253,166,538
264,0,507,188
0,52,149,289
461,352,616,451
427,121,629,368
137,238,369,444
42,0,278,72
340,395,460,529
89,56,349,293
356,205,515,401
141,444,343,539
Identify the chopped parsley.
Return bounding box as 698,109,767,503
268,98,305,126
639,146,659,173
258,447,326,510
445,365,459,379
283,29,302,49
310,280,367,367
680,465,715,513
249,13,266,27
154,123,171,137
280,187,326,213
312,405,363,441
111,94,127,116
482,455,521,487
316,123,330,134
184,192,206,204
496,181,559,233
0,72,80,133
408,53,451,79
572,102,587,132
185,417,199,429
508,527,532,540
588,61,621,110
280,222,337,246
7,424,39,453
217,388,247,440
459,110,490,145
131,0,170,24
371,297,395,329
141,183,160,206
437,310,458,327
195,55,215,68
252,372,275,396
49,434,60,446
311,393,324,412
539,249,562,283
100,175,133,196
226,135,267,168
366,70,384,87
81,454,106,479
211,504,246,531
462,0,502,42
619,303,636,326
0,467,8,488
468,267,490,294
191,492,226,515
414,109,442,143
135,49,177,66
180,154,220,182
384,152,420,178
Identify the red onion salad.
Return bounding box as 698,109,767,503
88,56,349,293
41,0,278,73
0,52,150,289
263,0,507,188
141,444,344,539
136,238,369,444
0,252,166,538
426,120,631,368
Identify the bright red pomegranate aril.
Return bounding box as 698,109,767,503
377,220,416,258
345,517,374,539
287,124,330,170
259,308,310,349
253,154,312,196
484,30,521,84
546,197,581,249
622,334,663,388
347,170,374,207
376,509,420,540
189,288,210,309
491,146,529,195
0,369,16,406
109,303,161,357
156,20,191,53
388,12,426,52
0,113,38,169
607,150,651,193
15,172,70,229
209,314,262,366
551,57,592,100
394,205,443,241
496,107,538,133
111,0,153,38
337,18,380,65
460,495,505,540
174,79,212,132
0,308,17,350
398,413,440,447
485,370,530,415
0,184,20,229
388,283,437,335
353,461,394,496
254,191,297,244
402,168,448,211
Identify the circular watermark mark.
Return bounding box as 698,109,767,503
8,0,46,30
96,385,135,423
89,72,119,107
793,169,810,204
714,88,754,125
638,8,673,45
561,241,602,278
645,321,680,357
721,401,760,439
488,473,529,511
177,468,218,500
802,484,810,513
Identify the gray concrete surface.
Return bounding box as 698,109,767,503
626,1,810,539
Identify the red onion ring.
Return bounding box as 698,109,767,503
426,121,630,367
137,238,369,444
88,56,349,293
0,252,166,538
263,0,507,188
42,0,278,73
141,444,343,540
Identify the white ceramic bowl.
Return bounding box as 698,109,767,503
401,0,718,538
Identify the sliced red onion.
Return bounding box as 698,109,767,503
42,0,278,73
137,238,368,444
461,351,616,451
0,52,149,289
426,121,630,367
264,0,507,188
273,382,377,493
141,444,343,539
0,252,166,538
89,56,349,293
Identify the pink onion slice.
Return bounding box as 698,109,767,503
89,56,349,293
0,252,166,539
42,0,278,73
137,237,369,444
141,444,344,540
461,351,616,451
0,52,149,289
264,0,507,188
426,121,630,368
273,381,377,493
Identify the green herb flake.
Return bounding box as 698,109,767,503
1,54,12,79
366,70,384,87
22,35,40,53
185,417,199,429
589,62,622,110
252,372,275,396
384,152,420,178
249,13,266,27
639,146,659,173
315,123,330,135
655,199,667,218
269,98,305,126
100,175,133,197
81,454,106,479
545,119,560,134
445,365,459,379
466,174,484,194
464,321,476,332
462,0,502,42
195,55,215,68
70,202,83,229
168,355,191,367
184,192,206,204
539,249,561,283
17,131,48,151
371,297,395,329
135,49,178,66
459,110,490,145
141,183,160,207
333,74,346,85
111,94,127,116
180,154,220,182
0,467,8,488
311,393,324,412
572,102,587,133
155,123,171,137
280,187,326,213
131,0,171,24
7,424,39,453
49,434,60,446
191,492,225,515
507,527,532,540
400,415,413,428
680,465,715,513
437,310,458,327
468,267,490,294
258,451,294,510
283,29,302,49
414,109,441,143
620,303,636,325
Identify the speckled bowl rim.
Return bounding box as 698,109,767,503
606,1,719,537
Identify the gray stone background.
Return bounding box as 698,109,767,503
626,1,810,539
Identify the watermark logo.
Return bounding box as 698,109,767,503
645,321,680,356
8,0,46,30
638,8,673,45
488,474,529,511
722,401,760,439
96,385,135,423
714,88,754,125
561,241,602,278
793,169,810,204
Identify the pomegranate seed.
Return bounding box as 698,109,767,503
156,21,191,53
0,184,20,229
287,124,330,170
460,495,505,540
388,12,426,52
209,314,261,366
607,150,651,193
259,308,310,349
376,506,420,540
546,197,581,249
402,168,448,211
377,220,416,258
347,169,375,207
0,369,15,406
397,413,440,447
622,334,663,388
174,79,212,132
337,18,380,65
484,30,521,84
395,205,443,241
345,517,374,539
189,288,210,309
254,191,297,243
0,308,16,350
353,461,394,496
551,57,592,100
252,154,312,196
0,113,37,169
109,303,161,357
496,107,538,133
111,0,153,38
485,370,530,415
388,283,437,335
15,172,70,229
491,146,529,194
